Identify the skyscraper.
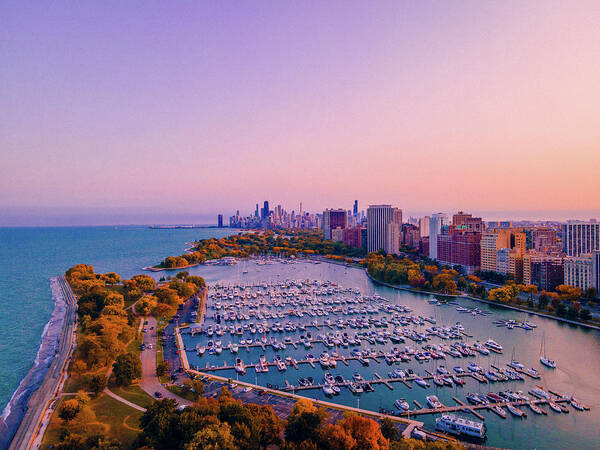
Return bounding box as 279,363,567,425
353,200,358,217
261,200,270,219
419,216,430,238
428,213,448,260
322,209,347,240
367,205,402,253
217,214,223,228
562,220,600,256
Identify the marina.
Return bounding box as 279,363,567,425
180,258,600,449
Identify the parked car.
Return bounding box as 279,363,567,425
154,391,163,398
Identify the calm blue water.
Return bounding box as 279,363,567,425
0,226,235,445
181,260,600,450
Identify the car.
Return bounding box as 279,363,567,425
154,391,163,398
259,389,267,396
144,320,149,325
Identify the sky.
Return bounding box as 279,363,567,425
1,1,599,225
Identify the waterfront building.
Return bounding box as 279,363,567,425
429,213,448,260
481,229,511,272
419,216,430,238
436,226,481,273
594,252,600,291
217,214,223,228
367,205,402,253
261,200,270,219
562,220,600,256
564,255,595,290
322,208,347,240
528,254,564,291
533,227,559,253
402,224,420,249
509,251,524,283
331,227,344,242
343,227,362,248
496,248,510,274
360,228,368,252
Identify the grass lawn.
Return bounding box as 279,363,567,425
41,393,144,449
166,384,197,402
110,383,154,409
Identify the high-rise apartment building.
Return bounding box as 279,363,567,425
562,221,600,256
564,255,595,290
428,213,447,260
480,229,511,272
419,216,430,238
217,214,223,228
353,200,358,217
367,205,402,253
322,209,347,240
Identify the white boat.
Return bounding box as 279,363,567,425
427,395,443,409
539,332,556,368
234,358,246,374
322,385,334,395
529,402,544,414
394,398,410,411
415,378,429,388
230,343,239,354
507,404,526,417
435,414,486,439
548,400,562,413
484,339,503,353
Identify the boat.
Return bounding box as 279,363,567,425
197,346,206,356
491,405,507,418
348,382,363,394
435,414,486,439
230,343,239,354
394,398,410,411
234,358,246,374
507,404,526,417
548,400,563,413
322,385,334,396
319,353,330,369
466,393,482,405
452,375,465,386
433,376,445,386
528,402,544,414
414,378,429,388
427,395,443,409
484,339,503,353
331,386,341,395
530,387,550,399
570,397,589,411
539,333,556,368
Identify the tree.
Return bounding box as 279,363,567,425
155,287,181,307
185,422,236,450
176,271,190,280
186,276,206,289
319,423,356,450
157,360,170,378
580,308,592,321
556,285,582,302
246,404,284,448
59,398,81,423
379,417,398,441
112,352,141,386
136,295,158,316
140,399,179,449
584,287,598,299
153,303,175,319
432,274,457,295
101,272,121,285
338,414,389,450
285,399,326,444
72,359,87,376
87,374,107,395
131,274,157,292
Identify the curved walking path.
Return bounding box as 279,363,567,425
103,388,147,412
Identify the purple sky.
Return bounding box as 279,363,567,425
2,1,599,225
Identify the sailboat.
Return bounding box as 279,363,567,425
539,332,556,368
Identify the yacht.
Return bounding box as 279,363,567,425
539,333,556,368
394,398,410,411
322,384,334,396
415,378,429,388
435,414,486,439
426,395,443,409
491,405,507,419
234,358,246,375
507,404,526,417
484,339,503,353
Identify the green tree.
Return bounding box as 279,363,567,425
58,398,81,423
112,352,141,386
139,399,179,449
157,360,170,378
87,374,107,395
380,417,398,441
185,422,237,450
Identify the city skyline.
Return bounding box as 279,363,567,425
2,1,600,226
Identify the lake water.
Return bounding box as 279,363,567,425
0,226,236,447
181,259,600,450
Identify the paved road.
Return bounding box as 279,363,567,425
139,315,192,406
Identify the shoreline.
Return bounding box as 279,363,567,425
7,277,78,450
365,271,600,331
0,278,67,449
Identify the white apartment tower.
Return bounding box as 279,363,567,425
367,205,402,253
428,213,448,260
